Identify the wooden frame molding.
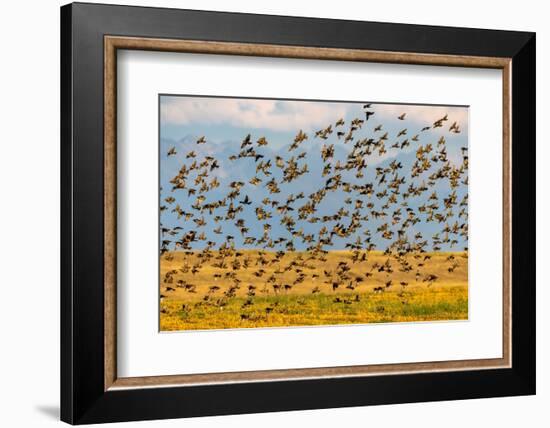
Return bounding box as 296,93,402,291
104,35,512,391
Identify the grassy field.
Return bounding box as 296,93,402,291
159,250,468,331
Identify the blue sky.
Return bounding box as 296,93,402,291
160,95,468,252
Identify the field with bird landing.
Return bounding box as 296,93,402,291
160,249,467,331
159,96,469,331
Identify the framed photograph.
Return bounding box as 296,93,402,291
61,2,535,424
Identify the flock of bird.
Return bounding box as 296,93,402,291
159,103,468,317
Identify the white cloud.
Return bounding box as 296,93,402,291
161,97,349,132
161,96,468,138
371,103,469,129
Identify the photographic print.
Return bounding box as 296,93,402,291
159,95,469,331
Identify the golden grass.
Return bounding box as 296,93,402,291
159,250,468,331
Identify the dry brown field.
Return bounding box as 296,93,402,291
159,250,468,331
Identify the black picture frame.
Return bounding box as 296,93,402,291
61,2,535,424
